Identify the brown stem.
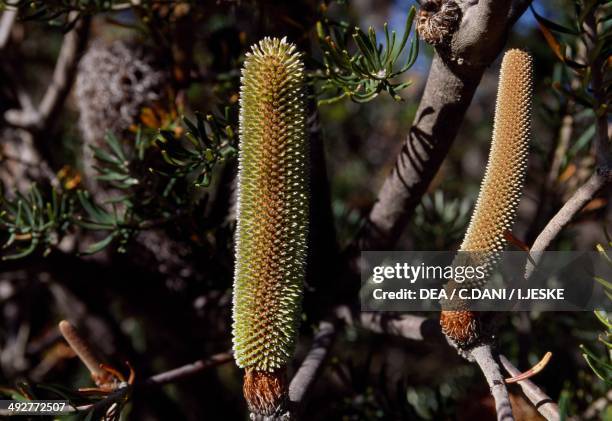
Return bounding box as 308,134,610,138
145,352,233,386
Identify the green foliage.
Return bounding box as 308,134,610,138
78,112,236,254
532,1,612,110
580,236,612,385
92,133,140,190
0,111,236,259
154,111,237,188
0,185,74,260
411,191,472,250
1,0,122,30
314,5,419,104
75,190,136,254
580,310,612,385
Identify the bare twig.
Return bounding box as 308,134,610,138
288,321,335,409
0,7,17,50
144,352,233,386
528,171,610,260
471,345,514,421
500,355,560,421
337,307,444,342
4,12,90,131
356,0,532,251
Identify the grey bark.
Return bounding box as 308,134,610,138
471,345,514,421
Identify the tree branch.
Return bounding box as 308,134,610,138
527,170,610,263
144,352,233,386
356,0,532,251
470,345,514,421
335,306,444,342
4,12,90,132
499,355,560,421
288,321,336,411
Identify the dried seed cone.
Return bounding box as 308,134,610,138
441,49,533,348
232,37,308,415
417,0,462,45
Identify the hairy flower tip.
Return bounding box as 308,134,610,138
243,368,288,416
441,50,532,349
416,0,461,45
232,37,308,375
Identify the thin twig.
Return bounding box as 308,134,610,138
257,322,337,420
288,321,336,409
4,12,90,131
144,351,233,386
526,167,611,277
335,307,444,342
470,345,515,421
500,355,560,421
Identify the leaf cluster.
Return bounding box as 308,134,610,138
0,111,236,259
0,185,74,259
533,1,611,111
314,5,419,104
582,235,612,385
154,110,236,188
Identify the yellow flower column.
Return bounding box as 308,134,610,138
441,49,533,348
232,37,309,416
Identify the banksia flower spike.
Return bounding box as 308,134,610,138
440,49,533,349
232,37,308,416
